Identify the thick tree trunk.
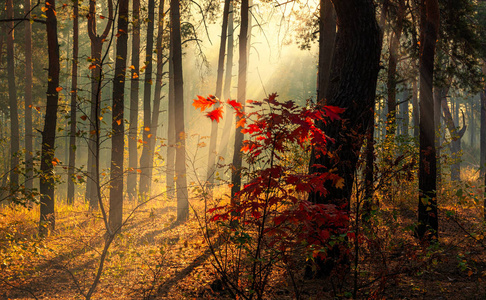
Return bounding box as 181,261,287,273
218,1,235,165
128,0,141,202
24,0,34,193
231,0,249,200
309,0,381,206
139,0,156,199
147,0,167,194
39,0,60,236
109,0,129,232
171,0,189,222
207,0,231,187
6,0,19,191
317,0,336,104
86,0,113,210
417,0,439,241
67,0,79,205
412,78,419,139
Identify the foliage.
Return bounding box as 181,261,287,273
193,93,350,298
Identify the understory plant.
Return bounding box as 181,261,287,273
193,94,348,299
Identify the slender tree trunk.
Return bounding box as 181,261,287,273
413,77,419,139
39,0,60,236
24,0,34,193
400,88,410,137
385,0,405,138
231,0,249,201
6,0,19,191
207,0,231,187
109,0,129,232
166,55,176,198
218,0,235,164
480,62,486,178
139,0,156,199
434,88,442,186
128,0,141,202
147,0,167,194
417,0,439,241
67,0,79,205
86,0,113,210
470,101,476,148
171,0,189,222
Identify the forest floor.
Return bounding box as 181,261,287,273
1,169,486,299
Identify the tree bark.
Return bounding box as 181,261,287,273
481,62,486,178
109,0,129,232
218,0,235,165
128,0,141,202
6,0,19,191
24,0,34,193
67,0,79,205
317,0,335,104
412,77,419,139
166,52,176,199
139,0,156,199
309,0,381,206
171,0,189,222
86,0,113,210
39,0,60,236
231,0,249,201
207,0,231,187
147,0,167,194
417,0,440,241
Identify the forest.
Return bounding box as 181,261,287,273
1,0,486,298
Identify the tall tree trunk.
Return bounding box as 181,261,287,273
400,88,410,137
139,0,156,199
86,0,113,210
385,0,405,138
309,0,381,205
231,0,249,200
128,0,141,202
147,0,167,194
317,0,336,104
434,88,442,186
24,0,34,193
207,0,231,187
412,77,419,139
166,54,176,198
417,0,439,241
470,101,476,148
6,0,19,191
67,0,79,205
171,0,189,222
218,0,235,164
39,0,60,236
109,0,129,232
480,62,486,178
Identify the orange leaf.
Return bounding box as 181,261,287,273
52,157,60,166
136,169,142,173
193,95,217,112
206,107,223,123
116,119,121,125
236,117,246,128
88,64,96,70
56,86,63,92
100,15,105,19
144,127,150,131
148,134,153,138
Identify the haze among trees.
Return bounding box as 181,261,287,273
2,0,486,298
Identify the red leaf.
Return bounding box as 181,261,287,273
323,106,345,121
193,95,217,112
206,107,223,123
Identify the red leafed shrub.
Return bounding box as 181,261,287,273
193,93,346,298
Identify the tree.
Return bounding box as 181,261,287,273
416,0,440,241
85,0,113,210
128,0,141,201
6,0,19,192
171,0,189,222
139,0,156,199
67,0,79,205
207,0,231,188
309,0,381,206
109,0,129,232
231,0,249,200
317,0,335,104
39,0,60,235
24,0,34,193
